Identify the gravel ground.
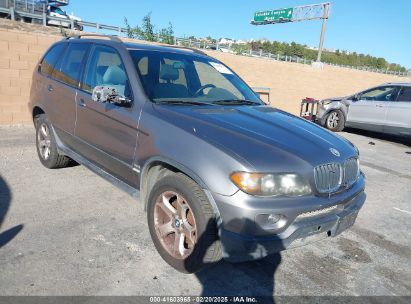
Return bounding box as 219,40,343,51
0,126,410,297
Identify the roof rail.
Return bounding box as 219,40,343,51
66,34,122,43
168,45,207,56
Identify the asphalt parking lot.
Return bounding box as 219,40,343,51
0,126,410,297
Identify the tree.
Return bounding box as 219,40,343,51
140,13,156,41
125,13,174,44
158,22,174,45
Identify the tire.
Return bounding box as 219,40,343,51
147,173,221,273
324,110,345,132
35,114,70,169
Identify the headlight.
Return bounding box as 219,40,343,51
230,172,312,197
322,100,332,106
354,144,360,156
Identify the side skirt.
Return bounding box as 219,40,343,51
60,145,140,199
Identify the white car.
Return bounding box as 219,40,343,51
47,5,83,31
316,82,411,138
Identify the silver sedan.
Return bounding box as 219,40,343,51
316,82,411,138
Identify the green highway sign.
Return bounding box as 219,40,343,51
253,7,294,24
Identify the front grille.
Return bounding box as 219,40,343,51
314,163,343,193
343,157,359,187
314,157,359,194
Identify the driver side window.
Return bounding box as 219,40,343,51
82,45,131,99
360,86,396,102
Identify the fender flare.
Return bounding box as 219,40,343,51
139,156,223,226
321,106,347,125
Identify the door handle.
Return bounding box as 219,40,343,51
47,84,53,92
375,104,384,108
78,99,86,107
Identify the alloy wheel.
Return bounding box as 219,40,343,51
327,111,340,129
37,123,51,160
153,190,197,259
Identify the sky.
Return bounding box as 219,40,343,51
65,0,411,68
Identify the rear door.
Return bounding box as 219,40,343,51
74,44,140,186
346,86,398,132
384,86,411,137
48,43,90,141
36,43,67,117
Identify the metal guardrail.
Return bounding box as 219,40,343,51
174,38,410,77
0,2,127,33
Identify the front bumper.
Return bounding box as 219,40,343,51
212,175,366,262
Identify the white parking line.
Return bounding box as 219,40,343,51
393,207,411,215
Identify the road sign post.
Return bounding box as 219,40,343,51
316,3,330,62
251,2,331,64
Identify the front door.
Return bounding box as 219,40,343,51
347,86,398,132
74,45,140,187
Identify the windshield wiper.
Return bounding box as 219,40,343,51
211,99,261,105
154,100,215,106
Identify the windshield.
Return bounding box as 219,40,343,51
51,6,66,15
128,49,262,105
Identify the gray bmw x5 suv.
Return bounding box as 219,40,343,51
29,35,366,273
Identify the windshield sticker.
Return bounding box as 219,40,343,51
209,62,233,74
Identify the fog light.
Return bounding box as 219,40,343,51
256,213,287,230
268,214,282,224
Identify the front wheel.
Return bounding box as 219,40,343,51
325,110,345,132
147,173,221,273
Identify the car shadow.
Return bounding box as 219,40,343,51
185,218,283,303
0,175,23,248
344,127,411,147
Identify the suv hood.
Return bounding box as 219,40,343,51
155,105,356,171
321,96,352,105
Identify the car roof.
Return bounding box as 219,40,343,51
60,36,210,58
124,42,208,57
381,82,411,87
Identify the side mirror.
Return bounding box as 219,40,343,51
351,94,360,102
92,86,131,107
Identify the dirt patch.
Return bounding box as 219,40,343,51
375,265,411,294
289,250,353,291
351,227,411,259
337,237,372,263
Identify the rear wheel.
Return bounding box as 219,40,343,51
35,114,70,169
147,173,221,273
325,110,345,132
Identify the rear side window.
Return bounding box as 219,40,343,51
40,43,66,76
52,43,90,87
396,87,411,102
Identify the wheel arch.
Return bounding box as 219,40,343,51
140,157,213,210
321,104,347,125
32,106,45,123
140,157,223,233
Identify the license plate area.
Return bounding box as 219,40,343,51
336,211,358,235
